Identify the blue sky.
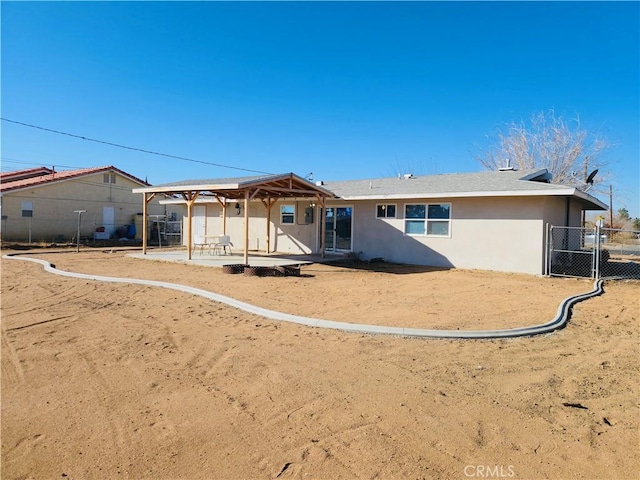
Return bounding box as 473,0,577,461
2,1,639,216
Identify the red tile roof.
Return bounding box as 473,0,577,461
0,165,150,193
0,166,54,182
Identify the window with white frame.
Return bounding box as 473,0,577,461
404,203,451,236
376,204,396,218
21,201,33,218
280,204,295,224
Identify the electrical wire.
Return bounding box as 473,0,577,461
0,158,89,171
1,117,275,175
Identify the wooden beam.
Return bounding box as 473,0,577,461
141,192,157,254
316,195,327,258
186,201,193,260
249,188,262,201
243,189,250,266
261,198,276,254
184,191,200,260
142,193,149,254
252,186,327,196
222,203,227,234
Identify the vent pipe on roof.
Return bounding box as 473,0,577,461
498,158,515,171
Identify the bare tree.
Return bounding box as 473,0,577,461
475,110,612,191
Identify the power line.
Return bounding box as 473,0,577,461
0,157,90,171
1,117,274,175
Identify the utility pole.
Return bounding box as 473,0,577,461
609,185,613,229
74,210,86,253
582,156,589,228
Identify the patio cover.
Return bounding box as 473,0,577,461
132,173,335,264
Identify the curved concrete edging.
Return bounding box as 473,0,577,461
3,253,604,339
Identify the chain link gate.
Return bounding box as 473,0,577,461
547,224,640,280
546,225,598,278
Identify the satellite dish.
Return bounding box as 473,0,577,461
586,169,598,184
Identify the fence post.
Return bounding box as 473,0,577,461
594,223,602,279
544,223,550,276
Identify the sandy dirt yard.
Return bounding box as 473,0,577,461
1,248,638,480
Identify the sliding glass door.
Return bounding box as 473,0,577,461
323,206,353,252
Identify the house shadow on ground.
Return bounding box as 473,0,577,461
306,257,452,275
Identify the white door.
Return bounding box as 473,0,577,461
103,206,115,236
190,206,206,244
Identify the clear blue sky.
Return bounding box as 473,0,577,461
2,1,639,216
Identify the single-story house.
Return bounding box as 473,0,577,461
133,168,607,275
0,166,166,243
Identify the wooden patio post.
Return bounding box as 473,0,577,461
183,191,199,260
142,193,149,255
222,202,227,234
262,198,275,254
243,189,250,266
317,195,327,258
142,192,156,255
186,198,193,260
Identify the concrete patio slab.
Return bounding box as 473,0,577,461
126,248,323,268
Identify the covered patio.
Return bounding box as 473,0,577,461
132,173,335,265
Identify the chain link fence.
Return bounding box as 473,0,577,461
600,228,640,279
0,216,183,246
547,225,640,280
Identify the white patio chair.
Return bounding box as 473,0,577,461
193,235,211,255
213,235,233,255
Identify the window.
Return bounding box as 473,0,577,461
21,201,33,218
103,173,116,184
280,205,295,224
404,203,450,236
376,204,396,218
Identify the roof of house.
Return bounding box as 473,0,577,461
133,172,334,200
0,165,150,194
137,168,607,210
0,167,55,182
319,168,608,210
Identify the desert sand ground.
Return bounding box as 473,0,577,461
1,248,638,480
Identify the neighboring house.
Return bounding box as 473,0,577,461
143,168,607,275
0,166,165,242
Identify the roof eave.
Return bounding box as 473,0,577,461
336,188,608,209
571,189,608,210
133,183,242,194
133,172,334,198
337,189,577,201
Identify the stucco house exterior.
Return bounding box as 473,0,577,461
318,169,607,274
140,168,607,275
0,166,165,243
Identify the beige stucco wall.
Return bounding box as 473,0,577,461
348,197,547,274
180,195,578,275
182,199,317,254
0,172,164,242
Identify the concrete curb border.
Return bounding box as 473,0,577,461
3,254,604,339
